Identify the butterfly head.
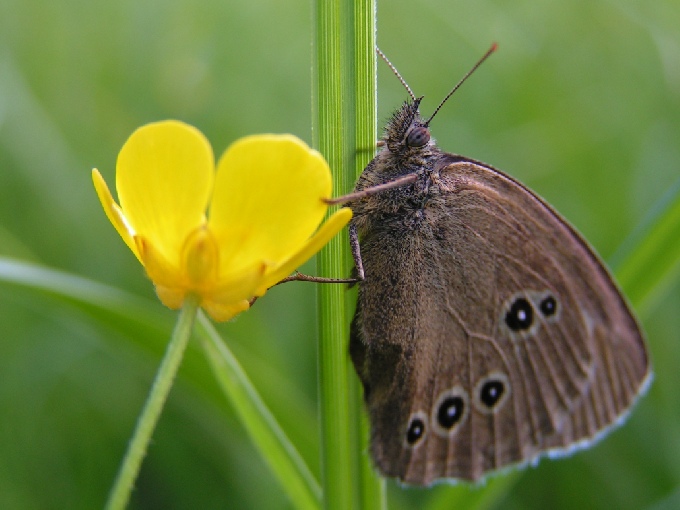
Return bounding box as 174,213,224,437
384,97,433,155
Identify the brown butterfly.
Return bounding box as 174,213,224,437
340,45,651,485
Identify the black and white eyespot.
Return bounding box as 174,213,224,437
505,296,533,332
501,290,560,339
473,372,511,414
536,291,559,321
431,386,469,437
405,126,430,148
404,411,428,447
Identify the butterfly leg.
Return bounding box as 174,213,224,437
275,272,358,285
270,225,365,287
349,223,365,280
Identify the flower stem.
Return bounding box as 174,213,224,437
105,294,200,510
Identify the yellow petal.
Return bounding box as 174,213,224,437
202,261,266,321
210,261,266,306
116,120,214,269
154,285,186,311
208,134,332,276
202,299,251,322
136,235,184,289
139,235,188,310
92,169,141,262
255,207,352,295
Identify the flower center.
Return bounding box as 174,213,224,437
182,226,219,286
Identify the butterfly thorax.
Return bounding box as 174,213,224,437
351,100,446,234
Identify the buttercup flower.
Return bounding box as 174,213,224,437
93,121,351,321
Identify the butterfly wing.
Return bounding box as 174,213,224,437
350,155,650,484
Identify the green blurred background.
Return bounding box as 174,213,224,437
1,0,678,508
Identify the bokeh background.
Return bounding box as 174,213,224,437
1,0,678,508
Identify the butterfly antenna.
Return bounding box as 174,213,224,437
425,43,498,126
377,47,417,102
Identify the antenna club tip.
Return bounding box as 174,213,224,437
490,42,499,52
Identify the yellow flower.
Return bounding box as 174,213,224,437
93,120,351,321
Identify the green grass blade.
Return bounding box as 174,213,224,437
196,313,322,510
313,1,354,508
313,0,379,507
610,177,680,315
351,0,384,508
0,257,167,328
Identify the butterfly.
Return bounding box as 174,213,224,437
340,45,651,484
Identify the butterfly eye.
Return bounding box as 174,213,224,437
406,126,430,147
404,411,428,447
505,297,533,331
